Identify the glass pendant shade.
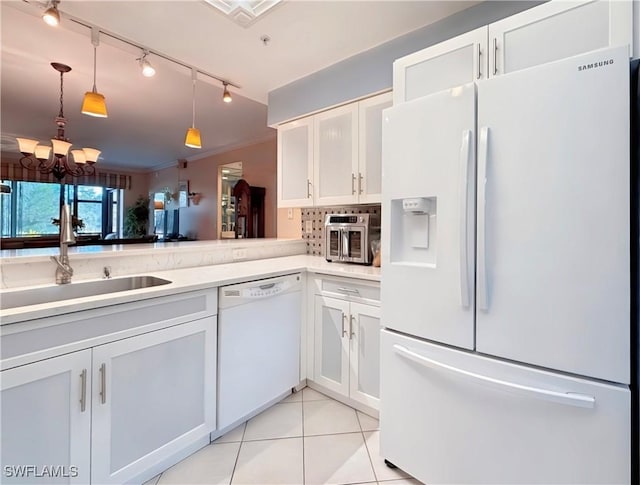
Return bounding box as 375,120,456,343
16,138,38,155
185,127,202,149
81,91,108,118
71,149,86,164
34,145,52,160
83,148,101,164
51,139,72,156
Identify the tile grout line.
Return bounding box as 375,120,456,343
228,422,247,485
357,411,380,483
301,389,306,485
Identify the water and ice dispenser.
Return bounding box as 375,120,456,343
390,196,437,265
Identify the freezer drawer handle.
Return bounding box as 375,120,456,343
392,344,595,409
459,129,471,308
477,126,490,311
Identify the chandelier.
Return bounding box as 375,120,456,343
17,62,101,181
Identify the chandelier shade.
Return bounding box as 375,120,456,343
16,138,39,155
17,62,100,180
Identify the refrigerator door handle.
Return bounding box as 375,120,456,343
393,344,596,409
477,126,490,311
459,130,472,308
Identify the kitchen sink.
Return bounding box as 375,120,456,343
0,276,172,310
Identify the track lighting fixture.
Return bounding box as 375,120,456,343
81,27,108,118
185,69,202,149
138,50,156,78
42,0,61,26
223,82,232,103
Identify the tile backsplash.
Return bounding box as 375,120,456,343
301,205,381,256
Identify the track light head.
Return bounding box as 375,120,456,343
223,82,232,103
42,0,61,26
139,51,156,77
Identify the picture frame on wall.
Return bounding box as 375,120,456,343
178,180,189,207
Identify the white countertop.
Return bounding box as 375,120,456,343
0,255,380,325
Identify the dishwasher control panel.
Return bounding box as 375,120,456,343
244,280,289,298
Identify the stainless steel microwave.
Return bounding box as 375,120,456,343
325,213,379,265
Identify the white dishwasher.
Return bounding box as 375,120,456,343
217,273,302,431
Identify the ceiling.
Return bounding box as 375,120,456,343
1,0,478,171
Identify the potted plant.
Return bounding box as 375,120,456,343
124,196,149,238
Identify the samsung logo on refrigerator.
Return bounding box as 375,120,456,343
578,59,614,71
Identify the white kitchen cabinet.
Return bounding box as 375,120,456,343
1,350,92,484
393,0,633,105
91,317,216,484
393,26,488,104
358,92,393,203
488,0,633,76
277,117,314,208
312,278,381,409
314,103,359,206
277,92,391,208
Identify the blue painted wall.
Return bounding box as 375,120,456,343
267,0,544,126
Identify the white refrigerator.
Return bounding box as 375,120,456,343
380,46,631,484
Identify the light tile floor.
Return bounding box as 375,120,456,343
143,387,422,485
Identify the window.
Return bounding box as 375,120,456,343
1,180,123,238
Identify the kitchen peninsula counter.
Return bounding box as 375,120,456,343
0,239,380,325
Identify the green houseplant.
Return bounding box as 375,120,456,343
124,196,149,238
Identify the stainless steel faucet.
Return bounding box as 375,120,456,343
51,204,75,284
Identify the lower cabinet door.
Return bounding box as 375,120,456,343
91,317,216,484
348,302,380,408
1,350,92,484
380,329,631,485
314,295,350,396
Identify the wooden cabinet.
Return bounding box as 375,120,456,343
277,117,314,208
393,0,633,104
278,92,391,207
1,350,92,484
393,27,488,103
91,317,216,484
312,278,381,410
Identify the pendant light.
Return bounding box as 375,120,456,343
185,68,202,149
222,82,232,103
81,27,108,118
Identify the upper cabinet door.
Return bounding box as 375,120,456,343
314,103,359,206
277,117,314,208
489,0,633,77
358,91,392,204
393,26,488,104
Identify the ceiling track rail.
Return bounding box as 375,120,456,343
21,0,241,89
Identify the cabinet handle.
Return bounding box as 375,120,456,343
80,369,87,412
358,173,363,194
493,38,498,75
349,315,355,340
337,287,359,294
477,43,481,79
351,173,356,195
342,313,348,338
99,363,107,405
307,179,312,199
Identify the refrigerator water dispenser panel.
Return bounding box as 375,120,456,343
390,197,437,265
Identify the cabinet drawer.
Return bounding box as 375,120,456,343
320,279,380,302
1,289,217,370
